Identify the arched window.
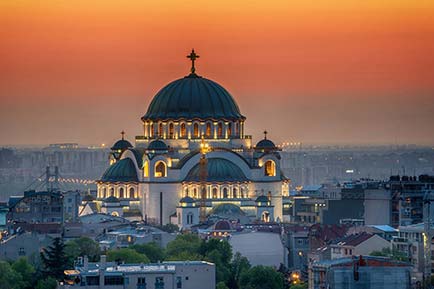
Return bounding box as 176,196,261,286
264,160,276,176
233,188,238,198
180,123,186,138
268,191,272,201
119,188,124,198
184,187,189,197
187,212,193,225
143,161,149,177
150,123,154,137
155,161,166,178
168,123,174,138
227,123,232,137
223,188,228,198
193,123,199,138
193,188,198,198
234,122,239,136
109,187,114,197
217,122,223,137
158,123,164,137
129,187,135,198
212,188,218,198
206,123,212,137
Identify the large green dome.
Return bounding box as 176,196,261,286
101,158,138,182
142,74,245,121
184,158,248,182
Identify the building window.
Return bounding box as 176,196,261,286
223,188,228,198
158,123,164,137
180,123,186,138
155,277,164,289
187,213,193,225
129,187,135,198
86,276,99,285
137,277,146,289
102,188,106,198
104,276,124,285
18,247,25,256
264,160,276,176
217,122,223,137
227,123,232,137
193,188,198,198
193,123,199,138
176,276,182,289
119,188,124,198
144,161,149,177
169,123,174,138
233,188,238,198
110,188,114,197
206,123,211,137
212,188,218,199
155,161,167,178
150,123,154,137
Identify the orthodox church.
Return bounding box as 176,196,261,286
95,50,290,228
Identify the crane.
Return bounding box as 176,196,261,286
199,135,211,223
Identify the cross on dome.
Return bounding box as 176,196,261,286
264,130,268,140
121,130,125,140
187,49,200,74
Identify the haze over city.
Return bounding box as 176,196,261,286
1,0,433,146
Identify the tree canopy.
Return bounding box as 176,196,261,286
40,237,69,281
239,265,284,289
107,248,150,264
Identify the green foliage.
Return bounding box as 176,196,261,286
369,247,408,262
107,248,150,263
217,281,230,289
289,283,308,289
40,237,69,281
11,257,36,289
165,234,202,257
65,237,101,262
159,223,180,233
0,261,25,289
35,277,57,289
130,242,165,263
229,252,251,289
239,265,284,289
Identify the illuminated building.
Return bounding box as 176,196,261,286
96,50,290,226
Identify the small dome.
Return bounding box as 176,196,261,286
142,74,245,121
111,139,133,151
180,196,195,204
104,196,120,203
210,203,245,217
184,158,248,182
101,158,138,182
214,220,232,231
147,140,168,151
255,139,276,150
255,195,269,203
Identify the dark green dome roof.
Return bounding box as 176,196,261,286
255,195,270,203
210,203,245,217
255,139,276,150
184,158,248,182
101,158,138,182
104,196,120,203
142,74,245,121
111,139,133,151
147,140,168,151
180,196,195,203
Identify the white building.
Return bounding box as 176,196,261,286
330,232,390,259
62,256,215,289
95,50,290,226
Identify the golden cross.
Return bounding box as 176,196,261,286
264,130,268,140
121,130,125,140
187,49,200,74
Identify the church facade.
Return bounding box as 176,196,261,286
95,50,290,226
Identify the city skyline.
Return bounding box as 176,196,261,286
1,0,434,146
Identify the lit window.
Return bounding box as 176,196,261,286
169,123,174,138
206,123,211,137
155,161,167,178
193,123,199,138
227,123,232,137
159,123,164,137
143,161,149,177
212,188,218,198
264,160,276,176
217,122,223,137
129,187,135,198
119,188,124,198
180,123,186,138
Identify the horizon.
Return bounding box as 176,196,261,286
1,0,433,146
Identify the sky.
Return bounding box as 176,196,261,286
1,0,433,146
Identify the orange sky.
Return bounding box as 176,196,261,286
1,0,433,146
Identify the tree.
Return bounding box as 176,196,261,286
165,234,202,258
11,257,36,289
66,237,101,262
107,248,150,264
239,265,284,289
0,261,24,289
370,247,408,262
217,281,230,289
35,277,57,289
160,223,179,233
40,237,69,281
229,252,251,289
289,284,308,289
130,242,165,263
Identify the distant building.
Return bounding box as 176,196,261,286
330,232,390,259
284,225,310,271
61,256,215,289
0,232,56,261
308,256,412,289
